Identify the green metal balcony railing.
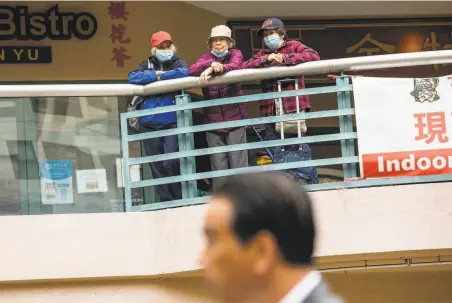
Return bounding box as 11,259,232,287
120,75,452,212
3,50,452,213
118,50,452,212
121,76,360,212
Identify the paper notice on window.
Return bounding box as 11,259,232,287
40,160,74,204
116,158,141,188
76,169,108,193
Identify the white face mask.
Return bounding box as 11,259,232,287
211,49,229,58
264,34,281,49
155,50,174,62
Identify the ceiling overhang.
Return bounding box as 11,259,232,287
187,1,452,20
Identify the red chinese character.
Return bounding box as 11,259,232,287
107,1,129,20
109,24,131,44
111,47,131,67
414,112,449,144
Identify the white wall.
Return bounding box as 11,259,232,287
1,182,452,282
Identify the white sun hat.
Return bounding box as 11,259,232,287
208,25,235,45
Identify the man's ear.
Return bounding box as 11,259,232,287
250,230,279,276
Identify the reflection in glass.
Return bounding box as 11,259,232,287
0,99,21,215
0,96,149,216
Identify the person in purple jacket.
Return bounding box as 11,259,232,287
189,25,248,189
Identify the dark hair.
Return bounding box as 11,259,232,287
213,172,315,265
276,28,287,40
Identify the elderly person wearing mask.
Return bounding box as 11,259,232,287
242,18,320,141
128,31,188,202
189,25,248,189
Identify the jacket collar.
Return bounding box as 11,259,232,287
278,271,322,303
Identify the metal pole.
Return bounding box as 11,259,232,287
2,50,452,97
336,76,357,179
140,49,452,95
181,93,197,198
120,114,132,211
175,94,189,199
277,81,285,151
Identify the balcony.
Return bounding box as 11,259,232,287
0,51,452,288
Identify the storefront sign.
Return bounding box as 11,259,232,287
0,5,97,64
353,75,452,179
0,5,97,40
0,46,51,63
40,160,74,204
230,19,452,80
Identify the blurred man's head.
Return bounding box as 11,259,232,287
200,172,315,303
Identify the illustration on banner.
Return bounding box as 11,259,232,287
410,78,440,103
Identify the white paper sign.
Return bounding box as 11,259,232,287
116,158,141,188
76,169,108,193
353,75,452,179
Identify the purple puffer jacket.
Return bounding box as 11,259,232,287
188,49,247,132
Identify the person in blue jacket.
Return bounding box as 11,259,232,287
128,31,188,202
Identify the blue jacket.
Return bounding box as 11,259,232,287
128,55,189,128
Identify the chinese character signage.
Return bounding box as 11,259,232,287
0,5,97,64
345,33,396,56
230,19,452,80
353,75,452,179
40,160,74,204
108,1,131,68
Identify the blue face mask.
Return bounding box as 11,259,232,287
155,50,174,62
211,49,229,58
264,34,281,50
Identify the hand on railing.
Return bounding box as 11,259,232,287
198,62,225,84
211,62,224,73
156,70,165,81
199,67,213,84
268,53,283,64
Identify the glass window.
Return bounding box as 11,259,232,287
0,95,157,216
0,98,22,215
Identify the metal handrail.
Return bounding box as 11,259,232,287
1,50,452,97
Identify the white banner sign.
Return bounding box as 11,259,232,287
353,75,452,179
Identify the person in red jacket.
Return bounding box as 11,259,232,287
242,18,320,141
189,25,248,189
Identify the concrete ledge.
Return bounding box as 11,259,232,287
1,181,452,282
